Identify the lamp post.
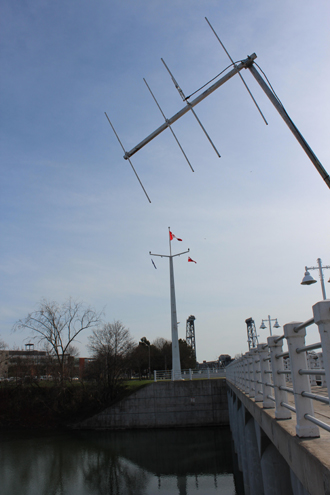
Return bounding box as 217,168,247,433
260,316,280,336
301,258,330,300
139,338,151,379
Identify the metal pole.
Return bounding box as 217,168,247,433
150,232,189,381
268,315,273,336
169,255,181,379
248,64,330,190
317,258,327,300
148,344,151,379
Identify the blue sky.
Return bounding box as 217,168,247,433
1,0,330,361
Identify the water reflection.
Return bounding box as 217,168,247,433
0,427,241,495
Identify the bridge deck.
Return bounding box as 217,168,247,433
228,382,330,495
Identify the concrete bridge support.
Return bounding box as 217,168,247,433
227,384,328,495
229,388,293,495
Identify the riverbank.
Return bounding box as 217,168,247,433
0,380,153,429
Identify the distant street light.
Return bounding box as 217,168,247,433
301,258,330,300
139,338,151,379
259,315,280,336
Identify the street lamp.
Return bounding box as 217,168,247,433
139,338,151,379
301,258,330,300
259,315,280,336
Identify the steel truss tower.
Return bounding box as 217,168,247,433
186,315,196,359
245,317,259,350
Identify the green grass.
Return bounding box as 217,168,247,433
123,379,154,391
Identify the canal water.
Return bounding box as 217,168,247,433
0,427,243,495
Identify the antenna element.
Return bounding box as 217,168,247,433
161,58,221,157
143,78,194,172
205,17,268,126
104,112,151,203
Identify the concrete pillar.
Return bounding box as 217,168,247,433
244,354,250,394
313,300,330,392
237,403,250,494
268,336,291,420
290,469,310,495
258,343,275,409
253,348,263,402
260,443,293,495
236,357,242,389
245,416,264,495
284,322,319,438
319,352,327,387
231,396,243,471
247,352,255,398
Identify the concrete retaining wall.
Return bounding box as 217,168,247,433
77,379,228,429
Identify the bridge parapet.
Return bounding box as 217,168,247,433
227,299,330,438
154,368,225,381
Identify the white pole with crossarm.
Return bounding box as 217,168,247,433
150,228,190,380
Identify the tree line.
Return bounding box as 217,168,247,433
0,298,197,427
2,298,196,385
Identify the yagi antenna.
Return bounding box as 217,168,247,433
105,20,330,197
161,58,221,157
143,78,194,172
104,112,151,203
205,17,268,126
124,54,256,162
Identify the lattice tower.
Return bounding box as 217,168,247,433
186,315,196,359
245,317,259,350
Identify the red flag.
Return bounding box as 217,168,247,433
169,230,182,241
188,257,197,264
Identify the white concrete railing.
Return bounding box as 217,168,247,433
226,299,330,438
154,368,226,382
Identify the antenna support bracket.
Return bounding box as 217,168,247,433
243,53,257,68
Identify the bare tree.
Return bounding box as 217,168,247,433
0,337,6,350
13,298,102,382
88,321,135,388
0,337,8,378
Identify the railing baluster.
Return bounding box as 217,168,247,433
313,300,330,394
244,353,250,394
257,343,274,409
225,301,330,437
268,336,291,419
247,352,255,398
252,348,263,402
284,322,319,437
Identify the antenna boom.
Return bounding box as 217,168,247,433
124,54,257,160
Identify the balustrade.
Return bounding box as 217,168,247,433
226,299,330,438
